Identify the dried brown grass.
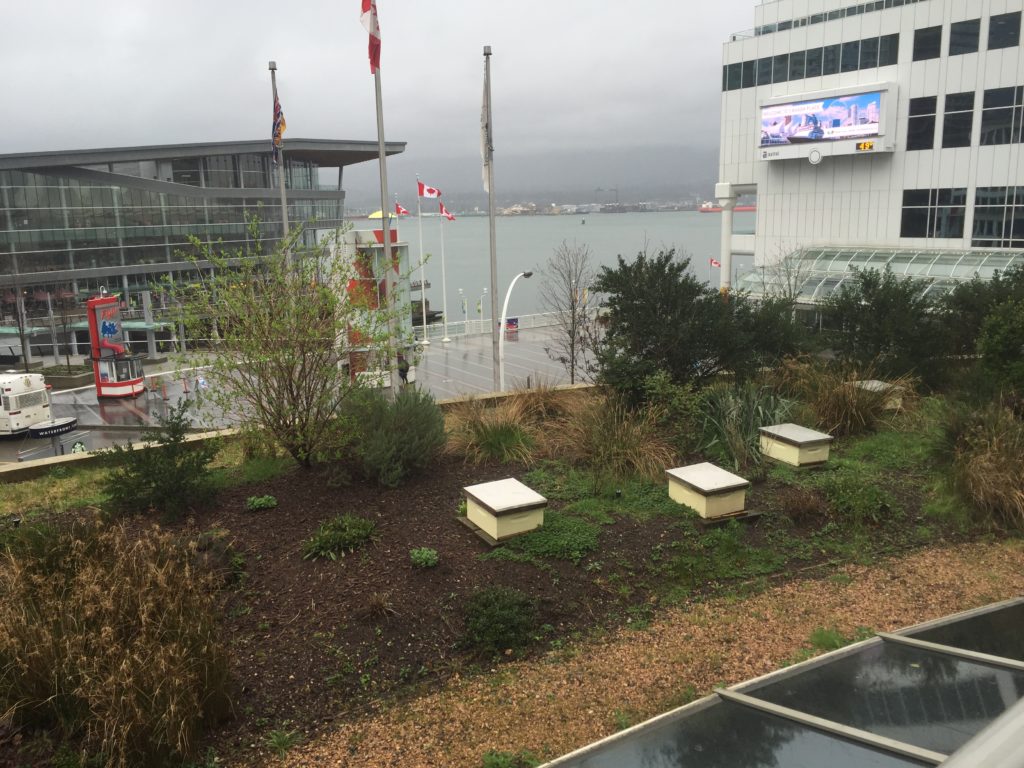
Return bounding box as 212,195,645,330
950,403,1024,529
545,392,676,481
771,357,916,436
0,518,231,767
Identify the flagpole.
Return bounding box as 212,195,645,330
268,61,291,267
483,46,499,391
415,177,430,346
439,215,450,343
373,68,400,395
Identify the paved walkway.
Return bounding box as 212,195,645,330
0,328,570,463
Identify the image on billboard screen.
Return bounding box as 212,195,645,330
760,91,881,148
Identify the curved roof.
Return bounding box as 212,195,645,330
736,247,1024,303
0,138,405,171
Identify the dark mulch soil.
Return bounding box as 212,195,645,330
189,456,681,754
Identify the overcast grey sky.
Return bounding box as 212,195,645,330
4,1,754,201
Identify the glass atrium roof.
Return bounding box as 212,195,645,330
734,248,1024,304
541,598,1024,768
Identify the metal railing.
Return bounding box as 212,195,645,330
412,311,561,341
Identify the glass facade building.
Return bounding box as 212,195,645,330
0,139,404,311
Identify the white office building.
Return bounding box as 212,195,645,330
716,0,1024,298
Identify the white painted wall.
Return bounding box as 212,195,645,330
718,0,1024,268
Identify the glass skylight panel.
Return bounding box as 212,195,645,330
910,601,1024,662
742,642,1024,756
544,698,932,768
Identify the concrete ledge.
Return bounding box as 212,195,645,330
0,427,238,483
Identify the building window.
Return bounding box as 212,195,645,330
942,92,975,148
972,187,1024,248
773,53,789,83
900,188,967,238
742,60,756,88
789,50,806,80
980,86,1024,145
860,37,879,68
841,41,861,72
878,33,899,66
822,44,841,75
913,26,942,61
907,96,937,151
805,47,823,77
756,57,773,86
988,11,1021,50
949,19,981,55
725,63,742,91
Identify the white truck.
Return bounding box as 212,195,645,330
0,371,52,435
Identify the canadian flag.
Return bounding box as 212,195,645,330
359,0,381,74
709,258,722,268
439,201,455,221
395,202,410,216
417,180,441,198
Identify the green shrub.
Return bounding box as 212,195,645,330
462,586,538,656
487,512,600,564
642,370,703,454
409,547,439,568
699,382,793,473
102,400,218,518
245,494,278,511
809,462,900,527
303,515,375,560
0,519,231,768
350,388,446,487
978,299,1024,393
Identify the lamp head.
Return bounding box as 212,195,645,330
523,271,533,278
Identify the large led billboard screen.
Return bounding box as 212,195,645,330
760,91,881,148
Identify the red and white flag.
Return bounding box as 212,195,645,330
439,201,455,221
417,180,441,198
395,202,410,216
359,0,381,74
709,258,722,268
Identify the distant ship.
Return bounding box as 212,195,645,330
698,201,757,213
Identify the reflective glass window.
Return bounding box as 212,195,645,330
942,92,975,148
913,25,942,60
879,33,900,65
823,44,840,74
907,97,937,150
805,47,823,77
741,59,756,88
988,11,1021,50
950,18,981,54
789,50,806,80
841,40,861,71
860,36,879,68
756,57,773,85
772,53,789,83
726,62,742,90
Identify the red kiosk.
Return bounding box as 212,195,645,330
86,294,146,398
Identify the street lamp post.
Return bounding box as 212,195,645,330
477,287,487,332
498,271,532,391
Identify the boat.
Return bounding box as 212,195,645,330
698,201,757,213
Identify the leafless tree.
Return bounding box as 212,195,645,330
538,241,601,384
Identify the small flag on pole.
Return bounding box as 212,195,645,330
271,95,286,166
439,201,455,221
395,202,410,216
360,0,382,73
709,258,722,268
417,180,442,198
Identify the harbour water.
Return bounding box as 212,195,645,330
356,210,757,318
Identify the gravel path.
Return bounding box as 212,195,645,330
234,539,1024,768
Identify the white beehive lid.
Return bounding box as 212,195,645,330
759,423,833,446
666,462,750,494
464,477,547,514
